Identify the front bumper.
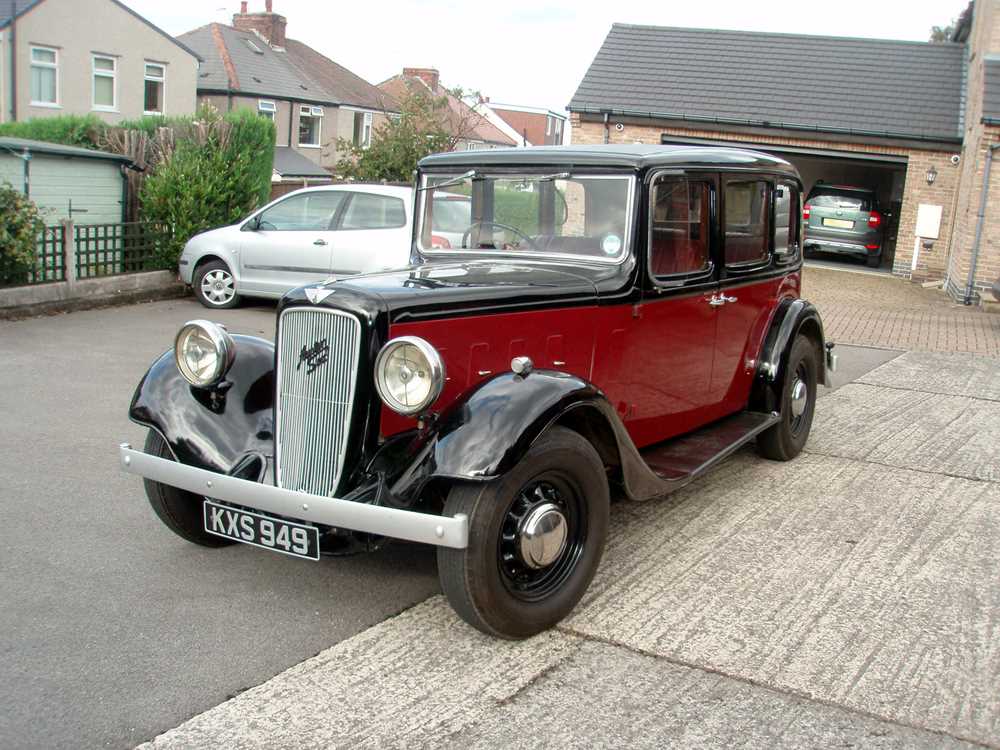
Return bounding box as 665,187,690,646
119,443,469,549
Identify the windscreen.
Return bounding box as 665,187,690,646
418,173,633,261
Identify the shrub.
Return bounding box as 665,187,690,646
0,115,106,148
139,108,275,268
0,182,45,286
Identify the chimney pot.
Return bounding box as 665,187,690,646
240,1,247,13
232,1,286,47
265,0,273,12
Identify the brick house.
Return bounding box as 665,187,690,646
474,99,566,147
378,68,515,150
569,2,1000,303
177,1,398,188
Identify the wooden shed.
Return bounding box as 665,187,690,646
0,137,129,224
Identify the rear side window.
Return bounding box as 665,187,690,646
774,182,800,257
341,193,407,230
649,178,711,277
724,180,770,266
807,190,872,211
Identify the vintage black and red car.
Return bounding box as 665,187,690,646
120,145,835,639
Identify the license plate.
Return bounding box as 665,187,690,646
822,217,854,229
203,500,320,560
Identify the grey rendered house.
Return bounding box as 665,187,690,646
178,2,398,186
0,0,199,123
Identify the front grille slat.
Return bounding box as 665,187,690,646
276,308,361,497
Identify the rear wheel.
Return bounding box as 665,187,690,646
866,254,881,268
142,430,233,547
437,427,609,639
756,334,818,461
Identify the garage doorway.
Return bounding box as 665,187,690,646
661,135,908,272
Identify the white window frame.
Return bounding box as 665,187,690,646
91,54,117,112
546,116,552,136
143,62,166,115
258,99,277,121
30,45,59,108
298,104,323,148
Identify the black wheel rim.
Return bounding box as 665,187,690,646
497,474,587,602
789,361,810,436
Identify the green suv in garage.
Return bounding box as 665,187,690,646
803,185,884,268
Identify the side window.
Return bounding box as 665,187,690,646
724,179,770,266
258,192,344,231
773,182,800,258
649,177,711,277
340,193,406,230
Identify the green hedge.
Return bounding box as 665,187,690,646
0,182,45,286
139,108,275,268
0,114,107,148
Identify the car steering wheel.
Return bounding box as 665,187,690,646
461,221,541,253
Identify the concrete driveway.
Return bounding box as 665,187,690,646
139,347,1000,749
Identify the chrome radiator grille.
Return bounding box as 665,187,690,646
276,308,362,496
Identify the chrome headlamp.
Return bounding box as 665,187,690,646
174,320,235,387
374,336,445,416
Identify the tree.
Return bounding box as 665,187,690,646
930,23,955,42
335,86,487,183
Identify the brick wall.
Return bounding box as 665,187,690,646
570,113,960,282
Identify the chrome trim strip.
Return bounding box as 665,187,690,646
120,444,469,549
275,307,362,497
244,264,333,273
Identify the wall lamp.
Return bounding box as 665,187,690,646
926,166,938,185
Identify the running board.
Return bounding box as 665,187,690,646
639,411,780,483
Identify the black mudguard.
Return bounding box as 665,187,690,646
128,334,275,480
372,370,668,505
751,298,829,413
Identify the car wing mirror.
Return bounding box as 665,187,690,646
242,216,260,232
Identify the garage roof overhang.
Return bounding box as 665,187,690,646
658,133,909,165
575,109,963,153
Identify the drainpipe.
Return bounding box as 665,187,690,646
964,141,1000,305
602,112,610,144
9,14,17,121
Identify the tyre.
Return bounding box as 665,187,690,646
142,430,233,547
194,259,241,309
756,334,818,461
437,426,610,639
865,253,881,268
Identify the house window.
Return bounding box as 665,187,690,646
144,63,165,114
258,100,277,122
299,105,323,147
553,118,563,144
92,55,116,111
649,177,711,277
352,111,373,149
546,116,553,136
30,46,58,106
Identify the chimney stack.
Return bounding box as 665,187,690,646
233,1,287,48
403,67,440,92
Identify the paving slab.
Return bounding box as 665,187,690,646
565,453,1000,747
810,383,1000,483
857,351,1000,402
443,639,978,749
138,598,578,749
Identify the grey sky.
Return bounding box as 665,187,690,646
124,0,970,111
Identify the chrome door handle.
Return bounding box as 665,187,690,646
708,295,726,307
313,239,328,246
723,295,738,304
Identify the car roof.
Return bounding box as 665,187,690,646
809,184,876,194
419,144,798,176
284,184,413,199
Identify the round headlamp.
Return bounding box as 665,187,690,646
174,320,235,387
374,336,445,416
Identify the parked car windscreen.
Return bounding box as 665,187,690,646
807,189,872,212
418,173,633,261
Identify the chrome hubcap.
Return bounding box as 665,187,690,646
201,270,235,304
790,378,808,419
518,502,568,569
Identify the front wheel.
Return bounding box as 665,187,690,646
437,426,609,639
756,334,818,461
142,430,233,547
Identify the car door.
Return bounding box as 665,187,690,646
711,176,780,411
624,172,721,447
328,191,410,275
239,190,346,295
